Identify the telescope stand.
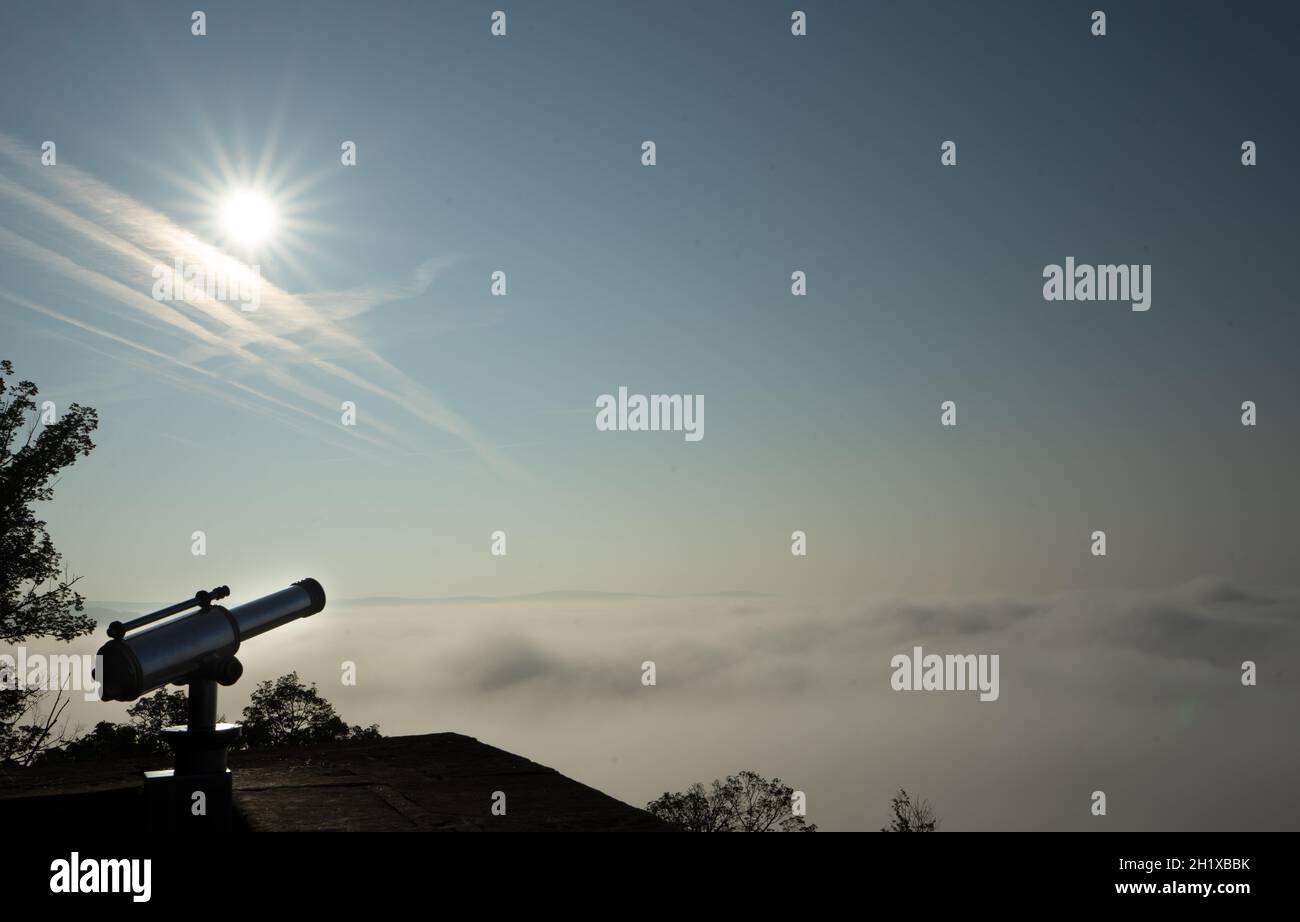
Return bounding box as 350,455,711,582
100,580,325,833
143,662,243,832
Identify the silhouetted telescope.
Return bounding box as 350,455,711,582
94,579,326,831
98,579,325,702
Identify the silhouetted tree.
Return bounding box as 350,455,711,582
645,782,729,832
1,360,98,766
881,788,939,831
126,688,191,754
240,671,379,748
0,360,98,643
0,686,74,766
55,719,141,761
36,688,193,763
49,677,377,761
647,770,817,831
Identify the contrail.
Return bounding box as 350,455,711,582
0,130,527,476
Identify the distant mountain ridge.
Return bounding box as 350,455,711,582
84,589,774,619
332,589,774,608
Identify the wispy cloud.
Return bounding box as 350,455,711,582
0,131,525,476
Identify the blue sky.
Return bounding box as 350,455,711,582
2,0,1297,607
4,0,1299,831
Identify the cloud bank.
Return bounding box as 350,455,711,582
54,577,1300,830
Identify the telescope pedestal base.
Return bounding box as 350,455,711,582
144,768,234,832
143,722,242,832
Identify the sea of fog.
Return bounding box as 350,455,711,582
25,581,1300,830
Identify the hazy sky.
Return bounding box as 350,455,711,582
2,2,1297,829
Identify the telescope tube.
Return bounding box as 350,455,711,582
227,578,326,640
96,578,326,702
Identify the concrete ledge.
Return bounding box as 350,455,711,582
0,732,673,832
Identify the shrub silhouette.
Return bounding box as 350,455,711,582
51,674,378,762
881,788,940,832
240,671,379,748
647,770,817,831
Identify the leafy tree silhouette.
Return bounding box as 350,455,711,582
56,688,190,760
55,720,141,761
0,360,98,766
647,770,817,831
240,671,379,748
125,688,191,753
52,677,378,762
881,788,940,832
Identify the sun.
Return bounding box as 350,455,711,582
157,124,336,286
219,189,276,246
